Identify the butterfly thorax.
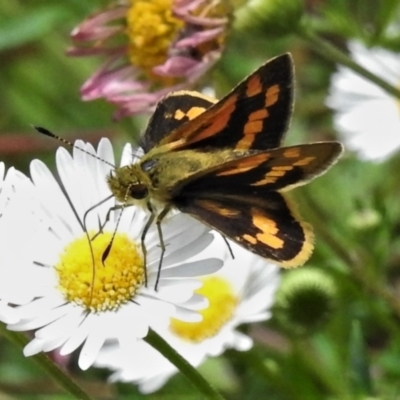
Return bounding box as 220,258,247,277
107,148,248,205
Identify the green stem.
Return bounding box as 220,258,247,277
0,324,93,400
145,329,225,400
297,23,400,100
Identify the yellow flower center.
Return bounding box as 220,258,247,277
126,0,183,83
170,276,238,342
56,232,144,313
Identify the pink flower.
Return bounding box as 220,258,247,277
68,0,229,120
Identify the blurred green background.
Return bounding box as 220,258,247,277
2,0,400,399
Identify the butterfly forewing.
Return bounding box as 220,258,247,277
169,141,342,266
141,91,216,153
157,53,294,152
171,142,343,197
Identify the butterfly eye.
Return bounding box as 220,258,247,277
129,184,148,200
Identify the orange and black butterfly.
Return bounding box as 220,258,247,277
107,53,343,269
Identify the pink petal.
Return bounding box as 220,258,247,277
71,7,128,42
153,56,199,77
80,57,145,100
111,85,186,120
175,27,224,48
177,13,227,27
173,0,227,26
185,50,221,81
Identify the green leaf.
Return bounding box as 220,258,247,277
0,6,65,51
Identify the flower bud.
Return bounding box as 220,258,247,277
274,268,337,336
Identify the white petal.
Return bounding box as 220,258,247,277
24,337,46,356
0,301,19,324
239,312,271,324
173,305,202,322
231,331,253,351
42,335,69,352
139,373,173,394
35,306,85,340
59,315,93,355
160,258,222,278
29,160,80,235
154,281,202,303
157,232,214,266
9,303,71,331
116,304,149,340
12,293,65,320
146,214,208,264
178,294,209,310
79,319,106,370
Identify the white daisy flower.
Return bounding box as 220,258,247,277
6,139,223,370
0,163,40,323
94,235,280,393
326,40,400,161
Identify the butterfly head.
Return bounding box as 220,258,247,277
107,165,150,204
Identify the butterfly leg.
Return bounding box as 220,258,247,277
154,205,171,291
82,194,116,240
90,204,124,242
140,202,157,287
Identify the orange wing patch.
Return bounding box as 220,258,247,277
252,209,284,249
293,156,316,166
283,147,301,158
238,109,270,149
265,84,280,107
191,94,238,142
216,153,271,177
196,199,241,217
251,165,294,186
246,73,263,97
174,107,207,121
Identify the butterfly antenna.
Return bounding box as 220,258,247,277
34,126,115,168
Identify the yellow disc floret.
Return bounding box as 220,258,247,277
126,0,183,78
170,276,238,342
56,232,144,313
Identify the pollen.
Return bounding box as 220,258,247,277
170,276,238,342
56,232,144,313
126,0,183,83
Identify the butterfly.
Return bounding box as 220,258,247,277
105,53,342,275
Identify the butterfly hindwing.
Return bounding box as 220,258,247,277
175,191,313,267
158,53,294,151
